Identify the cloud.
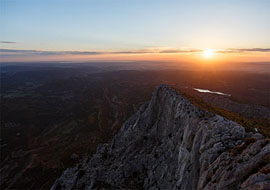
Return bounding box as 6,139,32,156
0,48,200,57
0,49,104,56
67,51,104,55
109,48,201,54
1,47,269,57
217,48,270,53
0,41,17,44
0,49,36,53
159,49,201,53
112,51,151,54
234,48,270,52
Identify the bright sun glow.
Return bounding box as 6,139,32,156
203,49,214,58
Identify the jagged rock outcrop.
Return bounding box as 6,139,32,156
51,85,270,190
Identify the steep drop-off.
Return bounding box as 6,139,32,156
52,85,270,190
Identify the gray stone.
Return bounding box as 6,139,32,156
51,85,270,190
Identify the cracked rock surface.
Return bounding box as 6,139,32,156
51,85,270,190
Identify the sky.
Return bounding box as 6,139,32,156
0,0,269,62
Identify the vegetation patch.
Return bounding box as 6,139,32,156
259,165,270,174
230,138,256,156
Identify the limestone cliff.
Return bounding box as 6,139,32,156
51,85,270,190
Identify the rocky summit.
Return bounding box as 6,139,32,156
51,85,270,190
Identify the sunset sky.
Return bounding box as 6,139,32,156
0,0,269,62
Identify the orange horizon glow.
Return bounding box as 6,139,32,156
0,48,269,64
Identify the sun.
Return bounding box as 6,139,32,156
203,49,214,58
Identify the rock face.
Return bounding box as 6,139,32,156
51,85,270,190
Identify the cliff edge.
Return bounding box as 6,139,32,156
52,85,270,190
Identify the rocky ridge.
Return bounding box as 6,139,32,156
52,85,270,190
